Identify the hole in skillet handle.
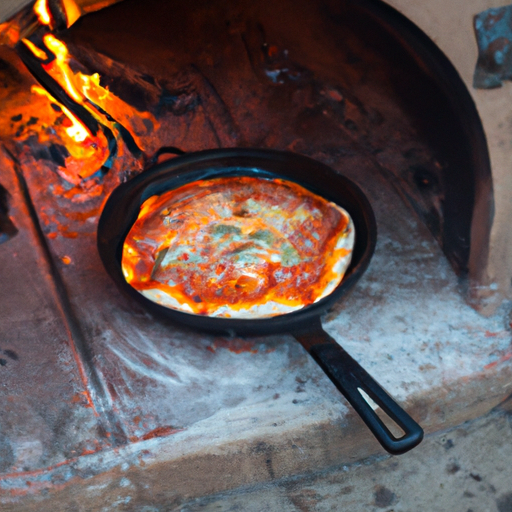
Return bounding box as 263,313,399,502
97,148,423,453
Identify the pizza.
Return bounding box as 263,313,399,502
121,175,355,318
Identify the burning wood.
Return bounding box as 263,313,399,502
45,0,125,30
0,0,124,43
16,29,161,183
15,37,115,184
0,0,161,189
33,0,125,31
0,0,164,186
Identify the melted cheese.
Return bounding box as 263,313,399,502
122,176,355,318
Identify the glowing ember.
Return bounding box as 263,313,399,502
31,84,85,142
0,22,21,46
122,176,355,318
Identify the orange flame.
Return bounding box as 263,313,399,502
21,38,49,61
38,33,156,151
21,11,158,185
21,32,111,183
34,0,52,26
31,85,109,183
61,0,82,27
42,34,83,103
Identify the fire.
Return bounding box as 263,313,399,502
24,34,158,167
38,32,156,151
21,38,48,61
60,0,82,28
19,9,158,184
34,0,52,26
0,0,157,186
31,84,109,183
20,34,111,181
42,34,83,103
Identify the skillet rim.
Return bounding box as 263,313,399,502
97,148,377,335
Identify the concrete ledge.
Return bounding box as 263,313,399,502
1,357,511,511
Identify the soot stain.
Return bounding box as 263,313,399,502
0,183,17,244
374,485,396,508
446,462,461,474
442,437,455,450
3,350,18,361
250,442,276,480
266,457,275,479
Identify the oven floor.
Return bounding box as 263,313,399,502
0,0,511,508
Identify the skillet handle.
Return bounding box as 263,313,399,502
293,322,423,455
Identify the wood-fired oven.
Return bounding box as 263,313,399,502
0,0,511,509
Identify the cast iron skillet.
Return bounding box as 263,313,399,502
97,148,424,455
